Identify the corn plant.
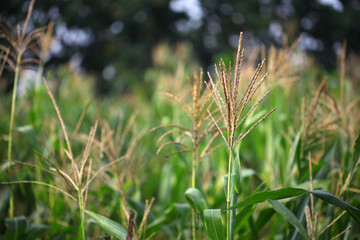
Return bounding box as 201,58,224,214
0,0,45,218
1,1,360,238
153,70,219,239
206,32,276,240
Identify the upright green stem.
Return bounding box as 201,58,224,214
192,145,198,240
226,148,233,240
78,191,86,240
226,122,236,240
192,150,196,188
8,54,22,218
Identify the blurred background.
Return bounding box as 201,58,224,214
1,0,359,95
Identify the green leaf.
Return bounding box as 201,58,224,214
268,200,311,240
230,185,360,224
185,188,207,222
204,209,225,240
4,216,27,240
85,209,128,240
310,190,359,211
231,188,308,209
309,190,360,223
347,208,360,224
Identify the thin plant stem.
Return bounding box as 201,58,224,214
192,146,198,240
192,209,197,240
192,149,196,188
78,191,86,240
226,147,233,240
7,54,22,218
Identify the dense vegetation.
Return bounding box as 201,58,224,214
0,1,360,239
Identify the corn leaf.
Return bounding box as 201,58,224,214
4,216,27,240
230,186,360,224
185,187,207,222
85,209,128,240
204,209,225,240
310,190,360,223
268,200,311,240
231,188,308,209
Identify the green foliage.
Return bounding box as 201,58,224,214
203,209,225,240
268,200,311,240
310,190,360,223
185,188,207,222
231,188,308,209
3,216,48,240
0,5,360,239
85,210,128,240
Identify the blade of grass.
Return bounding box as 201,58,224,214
268,200,311,240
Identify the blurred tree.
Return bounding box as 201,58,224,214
1,0,187,94
1,0,359,94
190,0,360,70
